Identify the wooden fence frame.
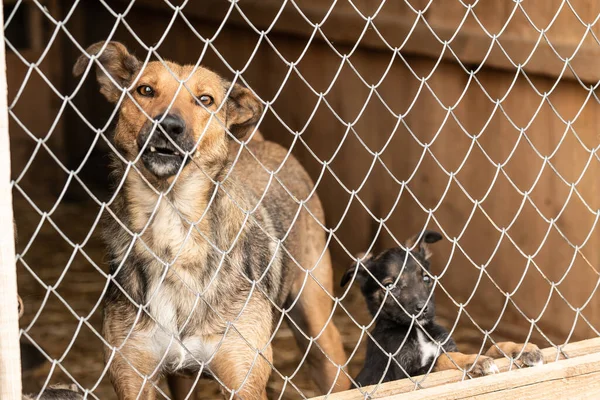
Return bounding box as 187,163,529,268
0,1,22,398
312,337,600,399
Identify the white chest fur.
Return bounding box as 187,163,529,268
150,327,218,371
416,329,440,368
126,177,223,372
150,200,197,261
146,279,217,371
129,177,207,266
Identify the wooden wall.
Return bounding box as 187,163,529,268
11,0,600,353
6,0,68,207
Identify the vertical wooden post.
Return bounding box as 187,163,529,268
0,2,21,398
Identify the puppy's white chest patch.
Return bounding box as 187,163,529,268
416,329,439,368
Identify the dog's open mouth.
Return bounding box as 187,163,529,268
146,145,182,157
140,140,193,178
142,140,187,161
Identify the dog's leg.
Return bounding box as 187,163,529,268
104,315,162,400
485,341,543,367
286,244,351,393
433,352,499,376
209,299,273,400
106,349,161,400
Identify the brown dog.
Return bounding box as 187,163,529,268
73,42,350,399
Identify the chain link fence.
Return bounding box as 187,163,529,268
3,0,600,399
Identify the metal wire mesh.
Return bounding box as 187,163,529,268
5,0,600,399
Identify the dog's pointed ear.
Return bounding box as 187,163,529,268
73,41,141,103
405,230,443,260
225,83,264,139
341,252,373,287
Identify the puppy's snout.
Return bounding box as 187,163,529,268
414,301,428,315
158,114,185,137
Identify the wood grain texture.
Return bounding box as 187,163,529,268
387,350,600,400
127,0,600,82
467,371,600,400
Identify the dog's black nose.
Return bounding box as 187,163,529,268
159,114,185,136
415,301,428,314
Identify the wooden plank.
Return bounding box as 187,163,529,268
312,337,600,399
468,370,600,400
124,0,600,82
386,350,600,400
0,0,22,397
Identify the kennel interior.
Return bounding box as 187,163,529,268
4,0,600,398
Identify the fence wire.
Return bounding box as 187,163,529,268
5,0,600,399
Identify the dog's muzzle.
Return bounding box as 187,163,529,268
138,114,195,178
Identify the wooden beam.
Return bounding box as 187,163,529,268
312,337,600,399
124,0,600,83
466,370,600,400
0,1,22,398
386,350,600,400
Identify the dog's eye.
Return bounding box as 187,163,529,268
423,275,431,283
199,95,214,107
382,279,395,289
136,85,155,97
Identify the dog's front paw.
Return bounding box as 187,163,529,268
466,355,499,377
518,344,543,367
493,342,544,367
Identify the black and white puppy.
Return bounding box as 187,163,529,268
342,230,541,387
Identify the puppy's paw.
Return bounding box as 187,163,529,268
466,355,499,377
518,344,543,367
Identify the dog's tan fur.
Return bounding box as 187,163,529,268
433,352,496,376
434,340,542,375
74,42,349,399
484,341,542,364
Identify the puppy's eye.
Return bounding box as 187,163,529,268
136,85,155,97
198,95,214,107
382,279,395,289
423,275,431,283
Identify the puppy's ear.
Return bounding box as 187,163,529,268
340,252,373,287
225,83,264,139
67,383,80,393
405,230,443,260
73,41,141,103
